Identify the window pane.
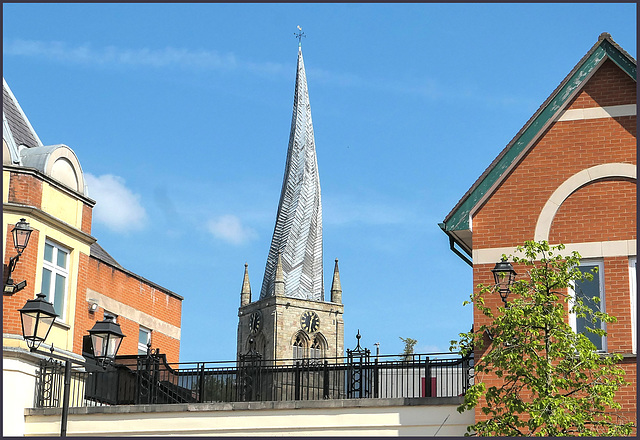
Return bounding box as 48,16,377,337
41,268,52,300
576,265,603,351
139,329,149,345
54,274,66,316
56,249,68,269
44,243,54,262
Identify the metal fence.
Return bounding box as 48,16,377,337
33,352,473,409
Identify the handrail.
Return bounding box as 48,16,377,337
33,352,473,408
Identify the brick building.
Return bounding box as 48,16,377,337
3,77,183,435
440,33,636,428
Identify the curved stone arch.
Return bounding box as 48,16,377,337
243,332,267,357
311,332,328,350
291,330,310,360
534,163,637,242
310,332,328,359
290,330,310,347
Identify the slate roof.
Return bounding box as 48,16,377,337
90,242,123,269
3,79,41,149
439,33,637,258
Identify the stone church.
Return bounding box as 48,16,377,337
236,41,344,363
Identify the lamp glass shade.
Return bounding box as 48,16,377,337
12,218,33,254
492,260,517,293
89,318,125,361
19,293,58,350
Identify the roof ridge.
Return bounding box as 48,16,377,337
442,33,636,230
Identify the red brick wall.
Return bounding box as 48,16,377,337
83,258,182,363
81,204,92,234
3,226,40,335
603,256,634,354
549,179,636,244
569,59,636,109
473,64,636,250
471,58,636,428
8,172,42,208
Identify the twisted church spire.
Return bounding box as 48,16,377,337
260,44,323,301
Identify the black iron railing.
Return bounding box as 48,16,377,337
33,352,473,409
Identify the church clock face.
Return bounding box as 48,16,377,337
300,311,320,333
249,311,262,334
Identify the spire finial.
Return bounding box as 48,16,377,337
294,25,306,47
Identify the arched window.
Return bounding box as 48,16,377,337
293,334,305,360
310,338,323,359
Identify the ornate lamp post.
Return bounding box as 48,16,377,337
4,218,34,294
18,293,58,351
492,257,517,305
88,316,125,367
18,296,125,436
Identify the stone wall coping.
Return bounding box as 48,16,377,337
26,396,465,416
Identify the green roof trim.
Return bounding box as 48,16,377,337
442,37,636,234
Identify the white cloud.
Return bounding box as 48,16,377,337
3,39,285,75
85,173,147,232
207,215,257,245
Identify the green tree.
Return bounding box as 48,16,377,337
451,240,634,436
400,337,418,361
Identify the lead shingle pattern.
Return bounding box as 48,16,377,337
260,48,323,301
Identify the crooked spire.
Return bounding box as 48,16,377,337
260,45,323,301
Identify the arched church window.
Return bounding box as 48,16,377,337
310,338,323,360
293,335,305,360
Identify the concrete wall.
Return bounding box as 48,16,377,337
24,397,473,436
3,350,38,437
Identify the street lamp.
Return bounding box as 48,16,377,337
492,257,517,305
88,316,125,367
18,297,125,436
4,218,34,294
18,293,58,351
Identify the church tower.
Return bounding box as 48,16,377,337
237,36,344,363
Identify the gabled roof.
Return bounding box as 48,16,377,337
439,33,636,259
3,78,42,151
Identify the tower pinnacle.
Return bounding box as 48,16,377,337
240,263,251,306
330,258,342,304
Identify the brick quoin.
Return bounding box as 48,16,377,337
470,57,636,431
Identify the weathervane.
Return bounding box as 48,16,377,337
294,25,306,46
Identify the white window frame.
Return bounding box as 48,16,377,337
569,259,606,352
138,326,151,355
41,239,70,322
630,257,636,354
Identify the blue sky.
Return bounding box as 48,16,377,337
3,3,636,363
